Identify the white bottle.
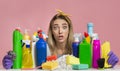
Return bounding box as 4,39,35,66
31,32,39,67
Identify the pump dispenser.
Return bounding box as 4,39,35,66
13,27,23,69
36,29,47,66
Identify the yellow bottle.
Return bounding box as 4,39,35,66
22,29,33,68
101,41,111,68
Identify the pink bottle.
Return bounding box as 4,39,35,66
92,40,101,68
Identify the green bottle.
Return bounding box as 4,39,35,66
79,39,92,68
13,28,23,69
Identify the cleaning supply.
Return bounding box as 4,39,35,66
13,27,23,69
66,55,80,65
72,33,81,57
87,22,94,36
32,32,39,67
79,39,92,68
36,29,47,66
101,41,111,68
72,64,89,70
84,32,91,43
47,55,57,61
92,40,101,68
41,61,58,70
22,29,33,68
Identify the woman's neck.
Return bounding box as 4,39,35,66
55,42,66,55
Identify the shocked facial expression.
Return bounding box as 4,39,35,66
52,18,69,43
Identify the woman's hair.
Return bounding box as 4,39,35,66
47,13,74,55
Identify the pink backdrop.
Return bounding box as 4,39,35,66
0,0,120,68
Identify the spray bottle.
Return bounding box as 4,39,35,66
22,29,33,68
72,33,81,58
13,27,23,69
36,29,47,66
87,22,94,37
92,39,101,68
79,39,92,68
31,32,39,67
84,32,91,44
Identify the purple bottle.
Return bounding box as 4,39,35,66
92,40,101,68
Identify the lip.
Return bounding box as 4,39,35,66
58,35,64,40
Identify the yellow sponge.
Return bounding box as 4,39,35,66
66,55,80,65
41,61,58,70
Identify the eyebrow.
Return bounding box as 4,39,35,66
62,23,68,25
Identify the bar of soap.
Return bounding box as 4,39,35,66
66,55,80,65
42,61,58,70
72,64,89,70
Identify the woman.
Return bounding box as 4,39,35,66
47,10,74,57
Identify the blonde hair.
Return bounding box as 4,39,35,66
47,12,74,55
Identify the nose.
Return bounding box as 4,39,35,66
59,27,63,34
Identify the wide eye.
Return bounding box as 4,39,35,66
63,26,67,29
52,26,58,30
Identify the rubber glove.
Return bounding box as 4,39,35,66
2,51,16,69
108,51,119,68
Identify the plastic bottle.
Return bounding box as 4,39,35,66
92,40,101,68
13,27,23,69
22,29,33,68
72,33,81,58
87,22,94,37
79,39,92,68
32,32,39,67
36,29,47,66
84,32,91,44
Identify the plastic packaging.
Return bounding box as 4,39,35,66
32,32,39,67
79,39,92,68
87,22,94,36
36,29,47,66
22,29,33,68
13,27,23,69
72,33,81,57
92,40,101,68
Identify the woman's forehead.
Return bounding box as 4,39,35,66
53,19,68,25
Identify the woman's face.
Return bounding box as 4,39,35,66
52,18,69,43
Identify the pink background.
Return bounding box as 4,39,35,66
0,0,120,68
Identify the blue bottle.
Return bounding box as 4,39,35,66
87,22,94,37
72,33,80,58
36,29,47,66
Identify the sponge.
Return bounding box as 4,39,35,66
72,64,89,70
41,61,58,70
66,55,80,65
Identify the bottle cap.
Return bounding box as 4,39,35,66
87,22,93,27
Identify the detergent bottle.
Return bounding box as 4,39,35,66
22,29,33,68
92,39,101,68
84,32,91,44
13,27,23,69
79,39,92,68
36,29,47,66
72,33,81,58
31,32,39,67
87,22,94,37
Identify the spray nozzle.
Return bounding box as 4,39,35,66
37,29,43,38
73,33,81,42
84,32,89,37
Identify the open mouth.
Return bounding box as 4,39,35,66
58,35,64,40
